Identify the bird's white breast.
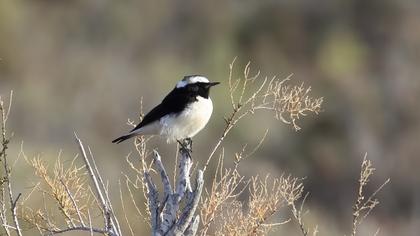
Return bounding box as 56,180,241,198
160,96,213,142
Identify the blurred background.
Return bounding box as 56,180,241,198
1,0,419,235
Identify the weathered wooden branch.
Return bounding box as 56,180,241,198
145,140,204,236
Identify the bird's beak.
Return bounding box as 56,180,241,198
208,82,220,87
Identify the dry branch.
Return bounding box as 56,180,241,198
0,91,23,236
73,134,121,236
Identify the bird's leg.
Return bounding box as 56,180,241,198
185,137,193,150
177,138,193,159
177,139,185,150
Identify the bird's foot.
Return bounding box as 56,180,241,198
177,138,193,159
185,137,193,150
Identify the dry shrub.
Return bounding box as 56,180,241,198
227,59,323,131
215,175,304,236
199,150,311,236
204,59,323,171
0,60,389,236
200,153,246,235
197,60,323,235
22,154,93,232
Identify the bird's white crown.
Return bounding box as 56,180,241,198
176,75,209,88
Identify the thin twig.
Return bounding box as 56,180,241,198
74,133,119,236
60,179,85,226
119,180,135,236
48,226,110,235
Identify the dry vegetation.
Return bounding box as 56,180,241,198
0,62,389,236
22,155,92,232
351,155,390,236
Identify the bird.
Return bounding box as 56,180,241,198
112,75,219,144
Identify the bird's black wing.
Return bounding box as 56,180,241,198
129,103,168,132
129,86,195,132
113,103,168,143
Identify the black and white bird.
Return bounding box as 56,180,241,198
112,75,219,144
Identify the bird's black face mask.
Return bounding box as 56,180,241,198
191,82,220,99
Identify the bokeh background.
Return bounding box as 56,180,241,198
1,0,420,235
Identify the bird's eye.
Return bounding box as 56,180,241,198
188,85,199,92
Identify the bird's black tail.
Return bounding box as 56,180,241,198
112,133,137,144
